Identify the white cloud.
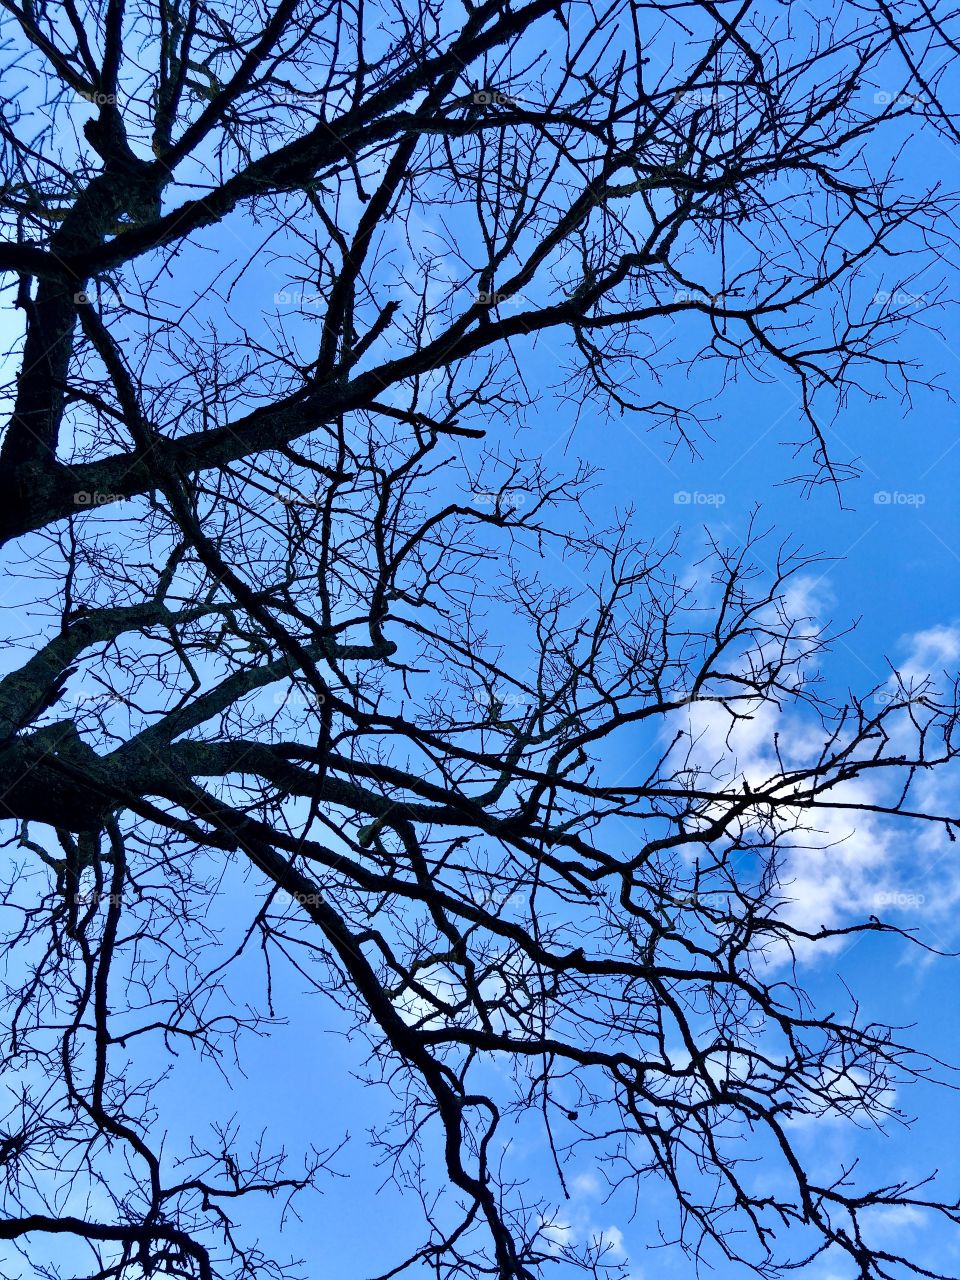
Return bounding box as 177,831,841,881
590,1224,626,1258
897,623,960,688
570,1170,604,1198
863,1202,927,1237
539,1169,630,1265
660,611,960,961
540,1217,575,1255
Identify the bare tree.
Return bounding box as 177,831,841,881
0,1,959,1277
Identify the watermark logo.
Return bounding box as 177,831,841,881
73,891,124,907
475,887,524,911
272,88,326,106
274,485,323,508
72,688,125,707
471,690,530,711
874,689,900,706
674,288,724,306
274,288,325,307
73,491,124,506
473,90,520,108
873,890,926,909
290,891,324,906
872,288,925,307
874,687,935,709
873,89,929,107
673,88,721,107
657,891,703,912
873,491,925,506
674,491,726,506
271,686,324,708
470,490,526,511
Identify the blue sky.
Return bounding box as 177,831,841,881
4,276,960,1279
216,130,960,1276
3,10,960,1280
52,237,960,1280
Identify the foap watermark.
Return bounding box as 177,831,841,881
872,288,925,308
74,491,124,507
873,890,926,909
471,690,531,712
274,485,323,508
673,88,722,107
286,890,325,907
473,89,521,108
72,891,125,907
271,686,324,708
873,688,932,708
656,891,705,913
474,886,524,912
73,286,131,309
471,490,526,511
873,89,930,107
274,288,325,307
271,88,326,106
674,288,725,306
78,90,118,106
72,688,125,707
874,689,903,706
873,490,925,507
674,490,726,506
474,288,531,313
